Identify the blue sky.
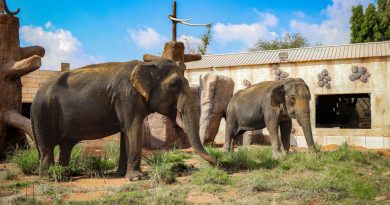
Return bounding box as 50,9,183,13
10,0,373,70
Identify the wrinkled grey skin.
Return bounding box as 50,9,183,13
31,59,215,181
224,78,316,158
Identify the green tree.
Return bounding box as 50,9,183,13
249,33,310,51
350,5,364,43
350,1,390,43
197,24,212,55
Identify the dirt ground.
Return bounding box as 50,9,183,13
0,141,389,204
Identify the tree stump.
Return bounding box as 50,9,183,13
0,13,45,156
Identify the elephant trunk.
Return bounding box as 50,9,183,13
296,105,316,152
178,83,216,165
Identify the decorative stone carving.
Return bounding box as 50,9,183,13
349,66,370,83
272,64,289,81
317,69,331,89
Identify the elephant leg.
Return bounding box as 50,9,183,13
280,120,292,153
116,132,127,177
58,140,77,167
223,122,237,152
266,121,282,159
124,117,145,181
39,145,55,176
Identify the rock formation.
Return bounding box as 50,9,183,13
0,1,45,156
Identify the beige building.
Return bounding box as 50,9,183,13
185,41,390,149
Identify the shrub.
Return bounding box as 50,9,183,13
10,148,39,174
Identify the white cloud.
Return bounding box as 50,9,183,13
293,11,306,18
20,22,101,70
289,0,372,45
178,35,202,54
127,27,168,50
214,12,279,47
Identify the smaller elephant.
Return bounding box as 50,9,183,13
224,78,316,159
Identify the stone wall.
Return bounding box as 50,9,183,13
21,70,58,103
185,56,390,148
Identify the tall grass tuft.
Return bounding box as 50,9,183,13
9,148,39,174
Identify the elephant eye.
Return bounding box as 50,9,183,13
168,78,182,91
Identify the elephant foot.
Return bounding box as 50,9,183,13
116,166,127,177
125,171,146,181
272,151,283,160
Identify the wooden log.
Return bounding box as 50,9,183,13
0,14,44,155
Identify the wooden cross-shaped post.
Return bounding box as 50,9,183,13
169,1,210,42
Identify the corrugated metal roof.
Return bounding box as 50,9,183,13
185,41,390,69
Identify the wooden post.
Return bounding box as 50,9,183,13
61,63,70,71
0,11,44,156
172,1,177,42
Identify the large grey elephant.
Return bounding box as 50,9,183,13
224,78,316,158
31,59,216,180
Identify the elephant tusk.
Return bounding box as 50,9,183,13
3,0,20,16
168,15,211,27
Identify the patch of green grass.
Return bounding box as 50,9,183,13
67,145,85,175
9,148,39,174
145,150,191,184
46,164,68,182
82,155,115,177
351,179,376,200
38,184,66,203
102,140,120,167
192,166,230,186
102,190,147,204
250,175,271,192
153,187,188,205
1,168,17,180
10,181,31,189
223,148,258,170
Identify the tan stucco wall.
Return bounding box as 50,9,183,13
185,56,390,148
21,70,59,103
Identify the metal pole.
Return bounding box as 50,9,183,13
172,1,177,41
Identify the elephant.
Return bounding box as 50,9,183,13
336,98,360,128
31,59,216,180
223,78,316,159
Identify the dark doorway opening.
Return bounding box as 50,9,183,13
315,94,371,129
22,103,31,118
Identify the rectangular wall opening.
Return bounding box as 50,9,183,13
22,103,32,119
315,94,371,129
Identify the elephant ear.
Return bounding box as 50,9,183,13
131,65,154,102
270,84,285,107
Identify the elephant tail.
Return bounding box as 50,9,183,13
30,110,40,159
